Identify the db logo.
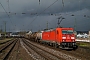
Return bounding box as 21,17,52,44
67,35,70,39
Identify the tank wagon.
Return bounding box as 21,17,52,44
25,27,78,50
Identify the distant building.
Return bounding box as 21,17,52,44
76,31,89,38
76,31,88,34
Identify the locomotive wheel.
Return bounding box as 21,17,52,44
55,43,57,48
52,43,54,47
55,43,59,48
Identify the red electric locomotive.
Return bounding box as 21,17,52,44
42,27,78,49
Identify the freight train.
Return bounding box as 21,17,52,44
25,27,78,50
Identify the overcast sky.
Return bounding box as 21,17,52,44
0,0,90,32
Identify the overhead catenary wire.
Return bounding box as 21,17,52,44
0,2,10,19
0,0,89,31
29,0,59,25
0,2,15,31
30,0,42,30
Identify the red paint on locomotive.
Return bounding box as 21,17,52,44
42,27,77,49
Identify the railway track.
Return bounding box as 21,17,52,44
29,39,90,60
0,39,15,49
67,46,90,60
1,38,89,60
22,38,80,60
49,43,90,60
0,39,18,60
44,42,90,60
7,38,20,60
22,39,64,60
23,40,62,60
7,38,33,60
0,40,12,45
20,39,45,60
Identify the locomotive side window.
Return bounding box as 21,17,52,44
62,30,73,34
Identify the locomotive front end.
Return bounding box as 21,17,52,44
61,28,78,49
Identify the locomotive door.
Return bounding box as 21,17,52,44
56,29,62,44
56,30,59,43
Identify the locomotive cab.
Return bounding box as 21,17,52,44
56,28,77,49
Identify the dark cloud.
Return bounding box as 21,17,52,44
0,0,90,32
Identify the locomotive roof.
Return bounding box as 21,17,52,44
44,27,73,32
44,28,55,32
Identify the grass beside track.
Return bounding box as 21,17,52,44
76,37,90,47
76,42,90,48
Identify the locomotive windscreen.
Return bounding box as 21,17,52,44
62,30,73,34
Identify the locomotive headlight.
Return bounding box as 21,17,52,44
72,40,75,42
71,37,75,39
63,40,65,42
62,37,66,39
